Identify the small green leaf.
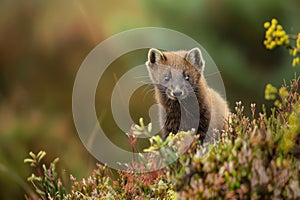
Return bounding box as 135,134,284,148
147,122,152,134
29,152,36,159
139,117,144,128
53,157,59,164
37,151,47,162
24,158,35,164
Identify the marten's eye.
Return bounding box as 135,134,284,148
164,76,170,82
185,75,190,81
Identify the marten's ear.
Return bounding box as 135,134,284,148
147,48,165,65
185,48,205,72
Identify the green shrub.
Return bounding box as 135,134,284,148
166,81,300,199
25,75,300,199
24,151,67,200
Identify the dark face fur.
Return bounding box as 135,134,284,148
146,48,205,101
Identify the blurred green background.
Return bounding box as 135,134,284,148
0,0,300,199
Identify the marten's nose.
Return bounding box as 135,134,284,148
172,90,183,97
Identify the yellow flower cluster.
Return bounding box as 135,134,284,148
291,33,300,67
263,19,289,50
264,83,277,100
292,57,299,67
265,82,291,109
263,18,300,67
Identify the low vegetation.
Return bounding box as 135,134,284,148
24,19,300,199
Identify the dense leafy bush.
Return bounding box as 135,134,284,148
167,82,300,199
25,77,300,200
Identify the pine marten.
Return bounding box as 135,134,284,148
146,48,229,141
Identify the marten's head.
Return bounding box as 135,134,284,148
146,48,205,100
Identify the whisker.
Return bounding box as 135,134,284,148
139,83,155,101
205,70,221,78
133,75,151,77
137,80,153,85
141,84,154,93
142,89,155,101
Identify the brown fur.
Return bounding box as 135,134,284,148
146,48,229,141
